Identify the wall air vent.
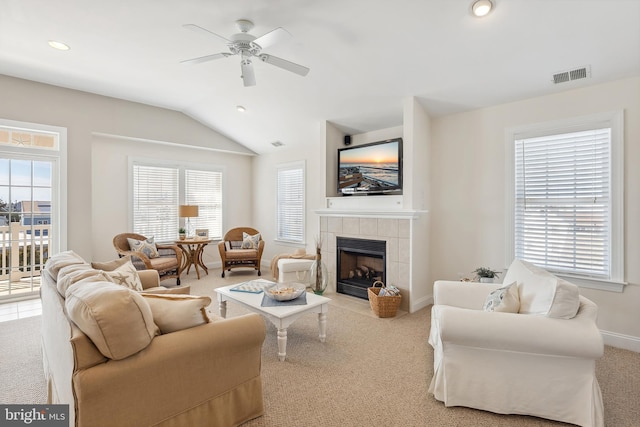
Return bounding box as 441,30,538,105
271,141,284,147
552,65,591,84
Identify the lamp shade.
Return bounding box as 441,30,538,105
179,205,199,218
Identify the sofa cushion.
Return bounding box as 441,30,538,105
65,281,159,360
140,293,212,334
483,282,520,313
127,236,159,258
45,250,86,278
503,259,580,319
241,232,261,249
57,264,112,297
101,259,144,291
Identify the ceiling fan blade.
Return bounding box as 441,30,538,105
259,54,309,77
241,59,256,87
253,27,291,49
182,24,230,44
180,52,231,65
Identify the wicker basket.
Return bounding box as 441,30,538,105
367,281,402,318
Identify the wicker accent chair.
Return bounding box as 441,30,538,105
113,233,182,286
218,227,264,278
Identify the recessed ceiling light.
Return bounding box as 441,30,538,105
236,105,246,112
471,0,493,17
48,40,70,51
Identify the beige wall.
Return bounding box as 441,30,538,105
252,141,327,266
429,76,640,345
91,135,252,264
0,74,253,260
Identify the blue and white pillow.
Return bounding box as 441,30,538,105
241,232,261,250
483,282,520,313
127,237,159,259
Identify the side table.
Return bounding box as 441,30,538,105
175,238,212,279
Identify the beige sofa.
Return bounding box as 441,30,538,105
41,251,266,427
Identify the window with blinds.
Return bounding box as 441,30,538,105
132,163,224,242
132,164,179,242
514,128,612,279
185,169,223,240
276,162,305,244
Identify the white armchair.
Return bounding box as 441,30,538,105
428,260,605,427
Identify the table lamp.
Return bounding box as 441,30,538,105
179,205,199,237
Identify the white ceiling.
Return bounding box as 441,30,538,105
1,0,639,154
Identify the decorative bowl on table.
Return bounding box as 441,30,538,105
264,283,306,301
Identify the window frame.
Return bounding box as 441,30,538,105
275,160,306,246
129,157,225,242
505,111,625,292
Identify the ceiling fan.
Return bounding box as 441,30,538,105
181,19,310,87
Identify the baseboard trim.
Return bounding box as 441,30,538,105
411,295,433,313
600,330,640,353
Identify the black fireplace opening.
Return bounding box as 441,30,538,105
336,237,386,300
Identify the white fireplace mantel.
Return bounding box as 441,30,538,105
316,196,427,219
314,208,425,220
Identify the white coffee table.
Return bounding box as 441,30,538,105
215,282,330,361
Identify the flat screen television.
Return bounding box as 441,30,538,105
337,138,403,195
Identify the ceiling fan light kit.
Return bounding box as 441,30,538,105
182,19,310,87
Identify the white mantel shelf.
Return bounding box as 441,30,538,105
314,208,427,219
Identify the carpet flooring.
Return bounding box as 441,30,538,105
1,268,639,426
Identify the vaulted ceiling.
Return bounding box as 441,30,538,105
1,0,638,154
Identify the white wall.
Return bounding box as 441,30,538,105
429,76,640,348
0,74,254,260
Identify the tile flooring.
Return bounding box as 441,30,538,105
0,298,42,323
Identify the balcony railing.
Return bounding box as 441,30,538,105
0,224,50,300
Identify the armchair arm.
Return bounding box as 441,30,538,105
218,241,227,262
117,249,153,269
433,280,502,309
156,242,182,266
138,270,161,290
433,305,603,358
257,240,265,258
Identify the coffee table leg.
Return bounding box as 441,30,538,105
218,299,227,318
277,328,288,361
318,312,327,343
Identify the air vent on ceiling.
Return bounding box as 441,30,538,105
552,65,591,84
271,141,284,147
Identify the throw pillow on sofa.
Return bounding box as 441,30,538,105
91,255,132,271
140,293,213,334
503,259,580,319
101,258,144,291
65,281,159,360
483,282,520,313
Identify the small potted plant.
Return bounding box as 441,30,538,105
473,267,501,283
178,227,186,240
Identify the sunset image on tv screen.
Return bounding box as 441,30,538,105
338,140,400,193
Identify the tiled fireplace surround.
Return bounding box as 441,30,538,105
319,215,412,309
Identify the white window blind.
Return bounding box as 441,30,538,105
277,162,305,243
185,169,223,240
514,128,611,278
132,164,179,242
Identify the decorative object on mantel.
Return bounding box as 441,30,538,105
367,280,401,318
310,236,328,295
473,267,501,283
